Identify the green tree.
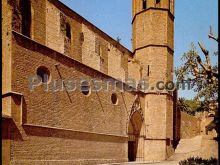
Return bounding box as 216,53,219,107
175,27,218,138
177,98,202,116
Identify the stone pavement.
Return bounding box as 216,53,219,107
101,135,218,165
168,135,218,161
100,161,179,165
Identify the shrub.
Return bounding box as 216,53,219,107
179,157,218,165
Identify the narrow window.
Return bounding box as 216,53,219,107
143,0,147,10
37,66,50,83
80,32,84,43
111,93,118,105
148,65,150,76
156,0,160,4
155,0,161,7
66,23,71,39
20,0,31,37
81,81,91,96
95,37,100,55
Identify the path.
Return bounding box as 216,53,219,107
100,161,178,165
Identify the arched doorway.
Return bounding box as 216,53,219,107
128,111,143,161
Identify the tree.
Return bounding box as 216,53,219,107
177,97,191,114
177,98,202,116
175,27,218,137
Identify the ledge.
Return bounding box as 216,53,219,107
2,114,12,119
2,91,23,98
12,31,144,95
22,123,128,139
144,138,167,141
133,44,174,54
137,91,174,98
132,7,175,24
11,158,128,165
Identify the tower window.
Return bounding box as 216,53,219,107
156,0,160,4
20,0,31,37
66,23,71,39
148,65,150,76
143,0,147,9
155,0,161,7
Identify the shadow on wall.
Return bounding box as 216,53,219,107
2,118,23,141
180,112,201,139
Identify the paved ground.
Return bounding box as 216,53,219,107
104,162,179,165
168,135,218,161
101,135,217,165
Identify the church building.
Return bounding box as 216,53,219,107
2,0,176,164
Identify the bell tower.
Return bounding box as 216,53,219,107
132,0,175,161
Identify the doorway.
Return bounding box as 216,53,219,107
128,111,143,161
128,141,136,161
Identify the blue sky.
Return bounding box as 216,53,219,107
60,0,218,99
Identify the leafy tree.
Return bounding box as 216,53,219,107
177,98,202,116
175,27,218,138
177,97,191,114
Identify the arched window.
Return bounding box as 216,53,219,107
81,81,91,96
143,0,147,9
36,66,50,83
66,23,71,39
20,0,31,37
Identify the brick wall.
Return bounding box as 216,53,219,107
8,0,132,80
108,44,126,80
145,94,170,139
180,112,201,139
46,0,132,81
2,0,13,94
81,24,101,71
9,32,142,164
2,0,177,163
32,0,46,44
46,1,64,53
132,0,173,19
133,11,168,50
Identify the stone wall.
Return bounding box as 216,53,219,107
2,0,176,163
32,0,47,44
180,112,201,139
47,0,134,81
197,112,217,137
2,0,13,94
6,31,143,164
8,0,136,82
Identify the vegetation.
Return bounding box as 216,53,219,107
177,98,214,116
179,157,218,165
177,98,201,116
175,27,218,137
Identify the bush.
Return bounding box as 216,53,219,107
179,157,218,165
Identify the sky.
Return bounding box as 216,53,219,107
59,0,218,99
